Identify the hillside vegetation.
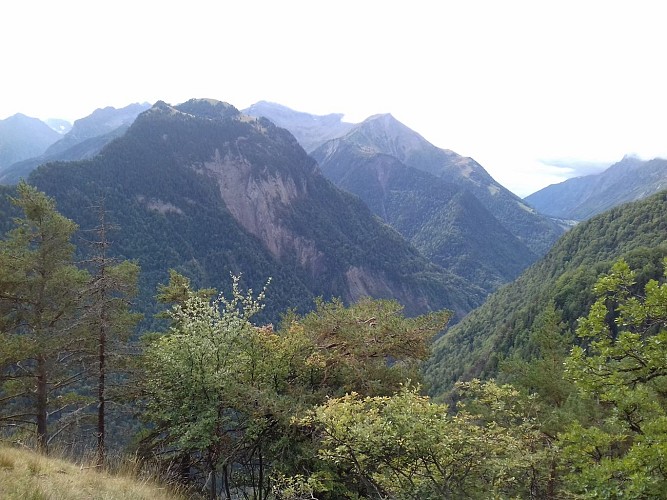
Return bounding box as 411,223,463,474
425,189,667,397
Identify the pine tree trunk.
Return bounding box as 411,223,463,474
36,354,48,454
97,320,106,468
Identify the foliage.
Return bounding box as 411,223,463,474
140,272,450,498
277,298,451,400
0,185,141,462
561,258,667,497
301,380,556,499
500,303,585,437
425,190,667,397
140,273,273,499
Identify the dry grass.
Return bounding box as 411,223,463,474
0,445,190,500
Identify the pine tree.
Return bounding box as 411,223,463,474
562,258,667,496
81,200,141,467
0,182,89,453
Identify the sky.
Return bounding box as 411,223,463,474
2,1,666,197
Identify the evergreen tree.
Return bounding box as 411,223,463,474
80,200,141,467
561,258,667,496
0,182,89,453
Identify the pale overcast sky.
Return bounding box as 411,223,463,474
2,1,665,196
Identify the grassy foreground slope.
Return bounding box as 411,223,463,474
0,445,185,500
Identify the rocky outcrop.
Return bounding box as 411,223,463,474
204,148,326,277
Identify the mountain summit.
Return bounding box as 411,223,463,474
314,113,497,187
305,113,564,293
244,101,354,153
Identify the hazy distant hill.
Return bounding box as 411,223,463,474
0,103,150,184
425,189,667,397
525,155,667,220
4,99,485,325
44,103,150,157
0,114,60,171
244,101,354,153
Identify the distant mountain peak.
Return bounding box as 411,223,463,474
247,100,347,122
5,112,31,122
41,102,151,159
340,114,432,158
243,101,354,153
364,112,397,122
0,103,151,184
146,100,181,115
312,110,564,258
0,114,61,171
44,118,72,135
359,112,420,133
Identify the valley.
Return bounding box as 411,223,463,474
1,98,666,498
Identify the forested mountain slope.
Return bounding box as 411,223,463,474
301,113,564,294
525,155,667,220
312,140,536,292
312,113,564,257
1,99,484,325
425,189,667,396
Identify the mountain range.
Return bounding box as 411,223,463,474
0,99,486,326
2,99,567,315
247,103,564,292
5,98,666,333
0,103,150,184
524,155,667,221
3,97,667,409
